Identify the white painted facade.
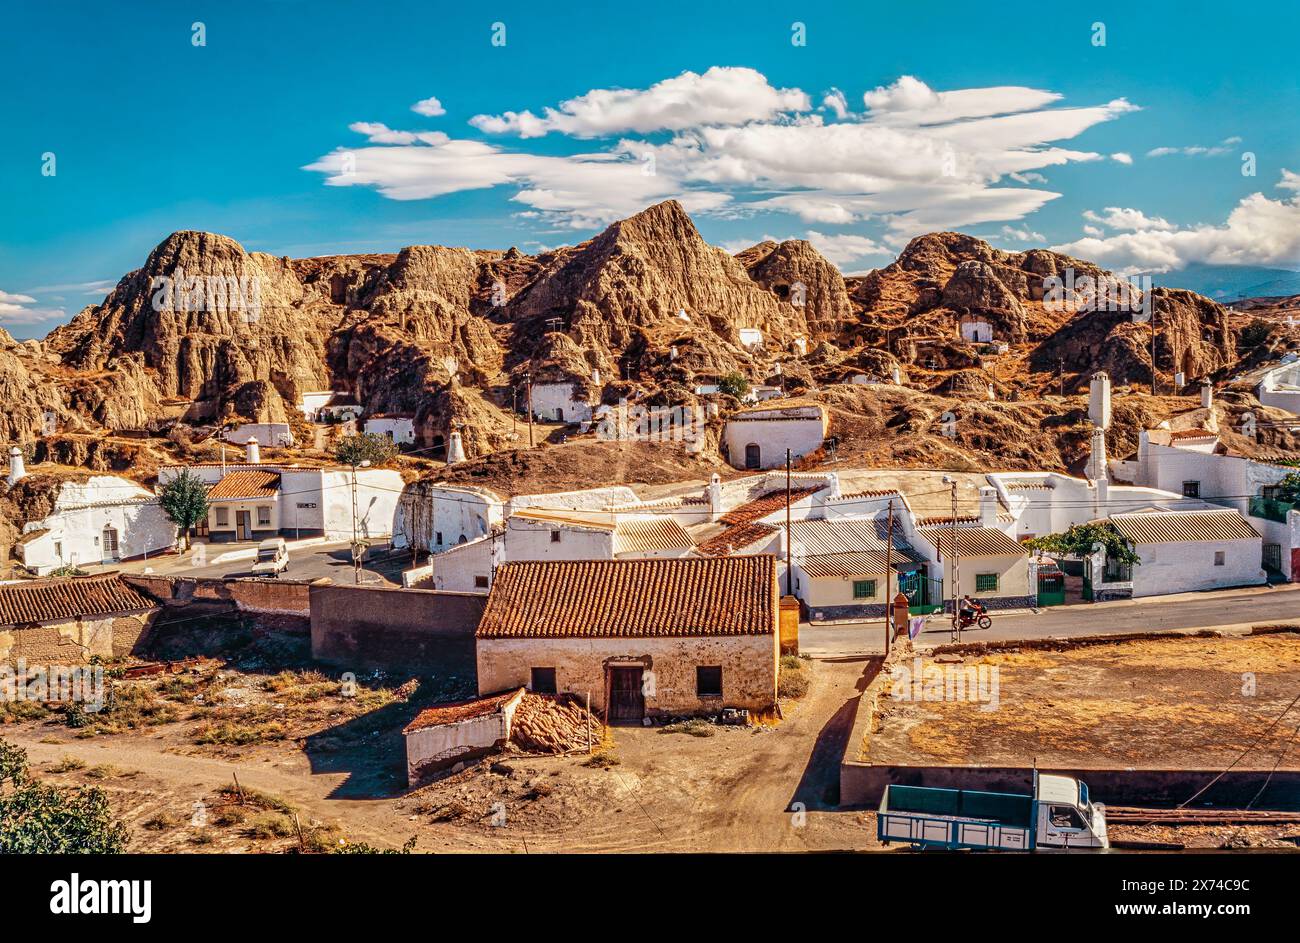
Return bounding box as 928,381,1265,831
364,415,416,445
959,316,993,343
224,423,294,447
391,483,504,554
1259,361,1300,416
724,403,828,470
16,476,177,574
429,534,498,593
529,382,595,423
298,391,339,421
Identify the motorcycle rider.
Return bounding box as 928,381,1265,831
958,594,978,625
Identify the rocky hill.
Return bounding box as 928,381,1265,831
5,200,1297,476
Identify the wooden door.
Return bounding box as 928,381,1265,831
236,511,250,541
607,667,644,723
744,443,761,469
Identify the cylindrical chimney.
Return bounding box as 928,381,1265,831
446,430,466,465
245,438,261,464
7,446,26,486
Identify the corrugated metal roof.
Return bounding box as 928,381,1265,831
0,575,157,627
790,518,924,578
614,517,695,554
207,470,281,500
1110,509,1261,544
920,527,1029,557
477,556,776,639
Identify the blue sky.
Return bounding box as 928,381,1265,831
2,0,1298,337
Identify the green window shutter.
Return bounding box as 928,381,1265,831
852,579,876,599
975,573,998,592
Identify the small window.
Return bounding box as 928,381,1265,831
697,666,723,698
1048,805,1085,830
54,541,62,558
1182,481,1201,498
215,507,229,527
530,667,557,694
257,505,271,526
852,579,876,599
435,531,443,545
550,531,561,543
1214,551,1225,566
975,573,999,592
474,574,489,588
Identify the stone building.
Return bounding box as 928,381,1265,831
475,556,779,721
0,574,160,666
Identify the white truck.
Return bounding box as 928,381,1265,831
250,537,290,578
878,772,1108,851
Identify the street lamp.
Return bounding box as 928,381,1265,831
351,459,371,584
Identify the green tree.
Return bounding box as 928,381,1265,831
718,371,750,400
333,432,398,468
158,469,209,549
1275,472,1300,505
1026,522,1140,567
0,739,129,854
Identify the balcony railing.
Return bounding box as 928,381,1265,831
1250,496,1298,524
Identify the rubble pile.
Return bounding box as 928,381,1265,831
510,694,599,753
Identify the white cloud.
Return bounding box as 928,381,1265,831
804,230,891,267
469,66,810,138
1111,152,1133,164
411,96,446,117
821,88,850,120
0,289,64,326
999,225,1045,243
1053,172,1300,272
309,69,1137,237
1146,136,1241,158
1083,207,1175,232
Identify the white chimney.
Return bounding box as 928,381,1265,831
7,446,26,486
890,364,902,385
446,430,466,465
1201,382,1213,409
591,368,601,386
245,438,261,464
979,486,999,527
708,473,723,521
1089,371,1112,429
987,382,996,401
1086,427,1108,482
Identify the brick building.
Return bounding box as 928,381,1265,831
0,574,160,665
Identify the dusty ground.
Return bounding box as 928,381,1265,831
1,635,885,853
868,632,1300,770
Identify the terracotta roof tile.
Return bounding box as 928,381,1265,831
720,487,820,525
207,470,281,500
0,574,157,627
694,521,779,556
477,556,776,639
403,688,525,734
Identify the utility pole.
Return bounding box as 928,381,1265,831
1150,308,1158,397
885,498,894,657
1058,358,1065,398
525,371,535,448
784,449,793,597
947,477,960,642
351,462,360,585
511,386,518,437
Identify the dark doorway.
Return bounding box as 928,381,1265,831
744,443,761,469
607,667,645,723
431,435,446,460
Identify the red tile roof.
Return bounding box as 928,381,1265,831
477,556,777,639
694,521,779,556
403,688,525,734
719,487,820,525
207,470,281,500
0,574,157,627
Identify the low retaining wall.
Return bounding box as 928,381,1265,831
310,583,485,674
841,764,1300,808
124,574,313,617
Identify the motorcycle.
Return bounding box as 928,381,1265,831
957,602,992,630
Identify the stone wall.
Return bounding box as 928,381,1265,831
310,584,484,674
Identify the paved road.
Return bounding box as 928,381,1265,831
107,540,412,586
800,583,1300,655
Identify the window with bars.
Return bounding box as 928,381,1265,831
975,573,999,592
852,579,876,599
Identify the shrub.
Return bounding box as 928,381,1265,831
778,669,810,699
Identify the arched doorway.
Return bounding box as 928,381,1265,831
744,443,762,470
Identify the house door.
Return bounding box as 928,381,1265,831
1037,570,1065,607
236,511,251,541
101,527,119,564
744,443,761,469
607,667,645,724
